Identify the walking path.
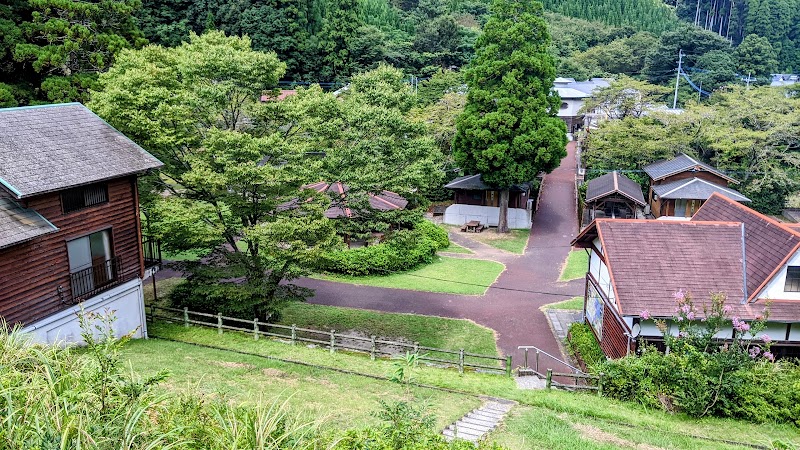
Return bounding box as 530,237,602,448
297,141,584,371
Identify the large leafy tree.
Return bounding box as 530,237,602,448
89,31,340,319
452,0,566,233
263,64,443,240
580,76,671,120
735,34,778,79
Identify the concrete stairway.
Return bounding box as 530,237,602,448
442,398,515,443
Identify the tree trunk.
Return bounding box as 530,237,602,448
498,189,510,233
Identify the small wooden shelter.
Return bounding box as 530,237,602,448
583,171,646,226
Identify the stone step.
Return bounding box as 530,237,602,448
442,399,516,443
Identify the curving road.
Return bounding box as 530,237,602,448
297,142,583,369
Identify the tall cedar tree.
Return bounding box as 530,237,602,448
452,0,566,233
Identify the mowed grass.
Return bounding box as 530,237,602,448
278,303,498,356
121,336,480,430
316,256,504,295
559,250,589,281
541,296,584,311
439,242,473,254
134,324,800,449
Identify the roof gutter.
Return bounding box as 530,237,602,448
741,222,748,304
0,176,22,199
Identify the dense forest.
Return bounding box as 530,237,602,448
0,0,798,106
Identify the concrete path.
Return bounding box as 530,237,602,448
442,398,516,443
298,141,584,372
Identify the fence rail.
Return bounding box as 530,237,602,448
148,305,512,376
517,345,603,393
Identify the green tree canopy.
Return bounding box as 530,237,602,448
453,0,567,232
89,31,340,319
735,34,778,79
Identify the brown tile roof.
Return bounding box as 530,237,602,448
303,181,408,218
0,103,163,199
585,171,646,206
691,193,800,301
593,219,747,317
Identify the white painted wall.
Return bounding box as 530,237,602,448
631,319,797,342
21,279,147,345
557,99,585,118
443,204,531,229
756,249,800,300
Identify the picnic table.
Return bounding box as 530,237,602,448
462,220,484,233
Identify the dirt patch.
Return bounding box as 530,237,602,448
573,423,665,450
212,360,257,370
262,368,289,377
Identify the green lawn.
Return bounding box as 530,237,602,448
559,250,589,281
132,324,800,449
121,335,479,430
278,303,498,356
439,242,473,254
316,256,504,295
541,296,584,311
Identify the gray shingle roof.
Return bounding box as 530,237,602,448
586,171,646,206
445,174,531,192
0,197,58,249
0,103,163,199
643,153,737,183
652,177,750,202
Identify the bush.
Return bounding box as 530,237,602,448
322,221,450,276
566,322,605,370
601,291,800,425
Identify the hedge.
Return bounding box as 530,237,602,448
322,221,450,276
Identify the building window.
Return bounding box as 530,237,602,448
785,266,800,292
67,230,117,299
61,183,108,214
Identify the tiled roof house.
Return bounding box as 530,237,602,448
0,103,162,344
572,193,800,358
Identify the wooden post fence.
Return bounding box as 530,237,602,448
545,369,553,389
253,318,259,340
217,313,222,335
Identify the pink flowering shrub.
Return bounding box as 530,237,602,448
601,291,800,425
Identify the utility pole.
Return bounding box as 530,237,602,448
673,49,683,109
745,72,752,89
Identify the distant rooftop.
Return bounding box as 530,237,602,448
0,103,163,199
643,153,737,184
652,177,750,202
586,171,646,206
0,197,58,249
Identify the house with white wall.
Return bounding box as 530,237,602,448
572,193,800,359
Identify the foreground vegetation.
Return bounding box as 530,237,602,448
316,255,504,295
140,323,800,449
450,227,530,254
559,250,589,281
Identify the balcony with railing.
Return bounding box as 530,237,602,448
142,236,162,269
69,257,129,302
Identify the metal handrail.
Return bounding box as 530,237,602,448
142,236,162,269
517,345,585,376
70,256,123,301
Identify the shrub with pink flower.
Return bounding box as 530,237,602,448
640,310,651,320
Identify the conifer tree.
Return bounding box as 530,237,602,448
452,0,566,233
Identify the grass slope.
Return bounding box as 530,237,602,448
132,324,800,449
541,296,584,311
316,256,504,295
439,242,473,254
278,303,498,356
559,250,589,281
452,227,530,254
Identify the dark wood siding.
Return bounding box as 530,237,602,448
454,190,528,208
0,177,143,326
600,302,633,359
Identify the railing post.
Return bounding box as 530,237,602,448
330,329,335,354
598,372,605,396
253,318,259,340
506,355,512,377
458,349,465,374
546,369,552,389
535,350,540,373
523,348,529,368
183,307,189,328
217,313,223,335
370,335,376,360
291,324,297,345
